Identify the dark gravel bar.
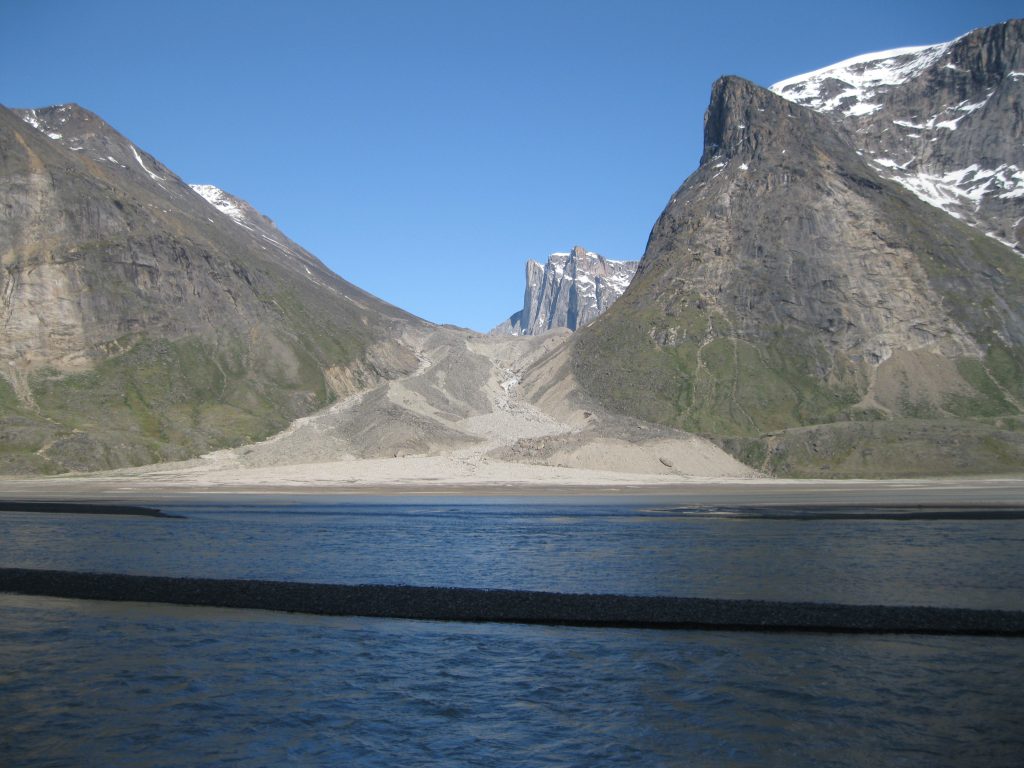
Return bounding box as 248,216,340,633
0,501,176,518
2,568,1022,636
662,506,1024,521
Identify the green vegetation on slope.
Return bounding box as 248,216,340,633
716,417,1024,479
572,280,864,440
18,335,333,472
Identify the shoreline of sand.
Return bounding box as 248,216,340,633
1,461,1022,507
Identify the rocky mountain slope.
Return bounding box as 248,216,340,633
0,103,423,473
772,19,1023,252
571,21,1024,478
493,245,638,335
1,104,742,483
72,324,756,487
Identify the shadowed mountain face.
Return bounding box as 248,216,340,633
0,104,423,473
572,34,1024,478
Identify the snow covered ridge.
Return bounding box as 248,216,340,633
771,42,953,116
769,22,1023,252
189,184,250,225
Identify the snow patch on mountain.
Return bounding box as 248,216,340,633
771,23,1023,252
188,183,356,296
875,162,1024,219
19,109,65,140
19,109,43,131
129,145,164,182
190,184,250,225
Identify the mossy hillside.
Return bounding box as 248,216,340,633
719,417,1024,479
0,376,23,413
0,250,387,474
26,335,332,470
897,208,1024,418
944,358,1016,418
0,232,393,473
891,199,1024,400
983,340,1024,402
572,301,703,428
573,282,865,439
0,377,64,474
263,286,367,394
576,293,1024,476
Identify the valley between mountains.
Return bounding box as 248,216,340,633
18,325,758,491
2,19,1024,485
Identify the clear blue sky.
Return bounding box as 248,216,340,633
2,1,1019,330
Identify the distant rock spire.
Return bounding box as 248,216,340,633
492,246,639,336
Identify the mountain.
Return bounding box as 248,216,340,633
0,103,423,473
493,246,638,336
570,20,1024,478
772,19,1023,252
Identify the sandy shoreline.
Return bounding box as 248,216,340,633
2,469,1023,508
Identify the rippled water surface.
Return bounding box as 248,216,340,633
1,499,1023,766
1,499,1023,608
3,595,1023,767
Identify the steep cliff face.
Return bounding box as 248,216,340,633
493,246,638,335
0,103,422,473
572,65,1024,477
772,18,1024,252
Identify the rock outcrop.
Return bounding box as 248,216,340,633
772,19,1024,252
493,246,637,335
0,103,423,473
571,21,1024,478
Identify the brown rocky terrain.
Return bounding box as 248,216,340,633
0,103,422,473
0,102,756,484
572,23,1024,478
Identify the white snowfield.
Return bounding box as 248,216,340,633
771,43,953,117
